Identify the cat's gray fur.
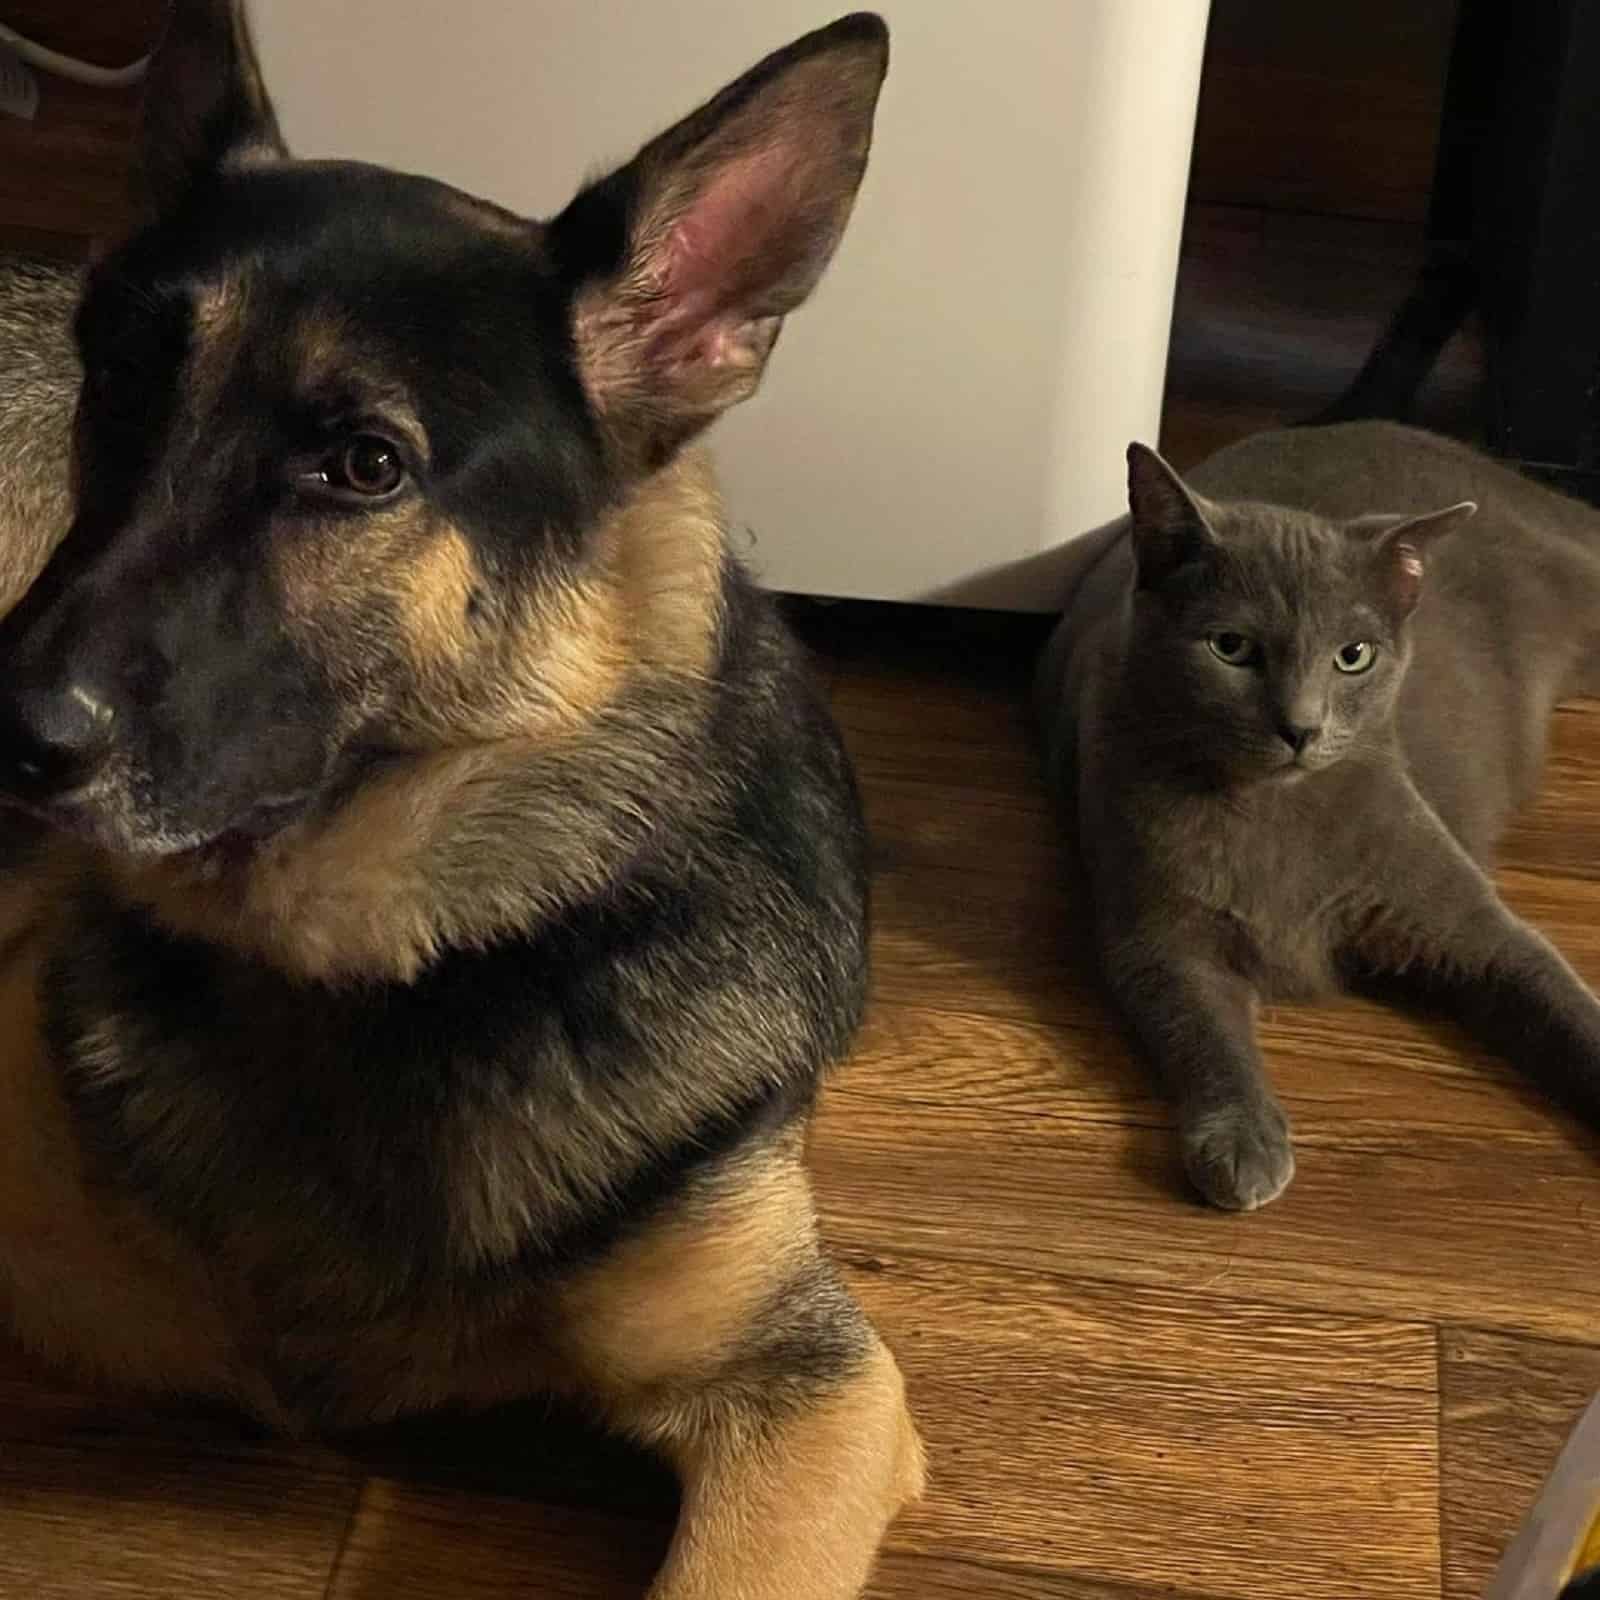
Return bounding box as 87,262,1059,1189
1038,421,1600,1209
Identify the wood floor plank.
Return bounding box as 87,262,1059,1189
0,1355,359,1600
326,1481,669,1600
814,1005,1600,1344
869,1549,1230,1599
840,706,1048,819
826,609,1051,805
1440,1330,1600,1600
1499,703,1600,883
852,1253,1438,1600
857,771,1062,885
295,1483,1236,1600
1494,869,1600,978
869,859,1083,1028
841,998,1593,1155
327,1488,1230,1600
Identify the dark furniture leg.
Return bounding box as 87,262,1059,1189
1309,0,1600,504
1477,0,1600,490
1310,0,1502,426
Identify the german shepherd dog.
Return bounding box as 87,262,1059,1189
0,3,923,1594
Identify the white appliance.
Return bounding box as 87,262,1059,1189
254,2,1210,609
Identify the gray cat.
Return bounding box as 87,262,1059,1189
1038,420,1600,1210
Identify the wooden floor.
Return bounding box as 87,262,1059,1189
5,601,1600,1599
5,9,1600,1597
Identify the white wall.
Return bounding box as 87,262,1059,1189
254,2,1210,609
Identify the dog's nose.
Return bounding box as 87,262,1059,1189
1276,720,1321,757
0,685,114,799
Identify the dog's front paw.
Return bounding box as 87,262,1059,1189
1182,1098,1295,1212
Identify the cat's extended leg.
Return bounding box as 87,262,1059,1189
557,1140,924,1599
1355,835,1600,1125
1100,933,1294,1210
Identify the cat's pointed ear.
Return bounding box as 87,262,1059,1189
139,0,287,216
1352,501,1477,614
547,14,889,468
1127,443,1219,590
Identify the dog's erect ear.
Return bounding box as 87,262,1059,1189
1350,500,1477,615
1127,443,1220,590
548,13,889,466
140,0,287,215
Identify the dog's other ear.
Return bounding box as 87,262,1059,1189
548,13,889,467
140,0,287,215
1126,442,1220,591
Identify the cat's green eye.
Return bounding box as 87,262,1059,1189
1335,640,1377,675
1207,631,1259,667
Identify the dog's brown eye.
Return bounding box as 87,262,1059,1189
299,434,410,504
336,435,406,498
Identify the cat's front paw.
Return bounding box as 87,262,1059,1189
1181,1099,1295,1212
